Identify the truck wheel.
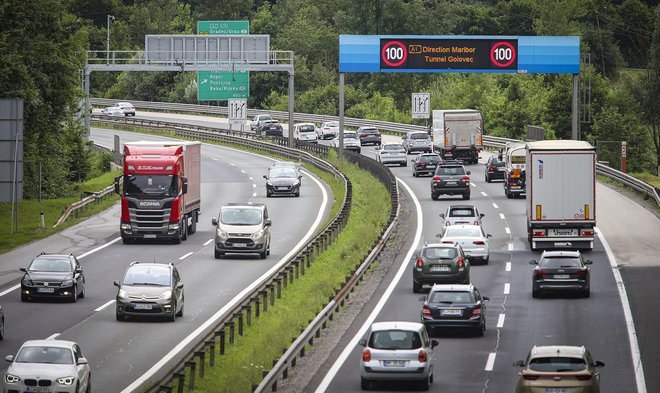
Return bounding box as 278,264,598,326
188,211,197,235
181,219,188,241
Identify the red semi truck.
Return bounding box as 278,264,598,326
114,141,201,244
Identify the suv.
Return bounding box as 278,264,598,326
484,155,505,182
317,121,339,140
257,120,283,136
357,126,381,146
211,203,271,259
412,242,470,293
402,131,432,154
250,114,273,131
117,102,135,116
431,161,471,200
529,250,592,298
411,153,442,177
114,262,184,321
439,205,484,230
20,253,85,302
513,346,605,393
421,284,489,336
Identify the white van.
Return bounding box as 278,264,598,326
294,123,318,143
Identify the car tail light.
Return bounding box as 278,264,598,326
121,197,131,223
458,257,464,269
508,182,517,186
462,176,470,181
522,375,539,381
442,240,454,244
362,349,371,362
534,269,549,277
418,350,428,363
360,133,367,137
488,166,494,172
473,240,485,245
169,196,181,223
575,374,593,381
470,306,481,319
422,306,432,318
417,162,425,166
416,258,423,270
581,229,594,236
575,269,588,276
532,230,546,237
433,176,441,182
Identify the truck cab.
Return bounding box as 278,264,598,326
502,143,527,199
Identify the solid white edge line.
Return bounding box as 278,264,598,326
505,262,511,272
481,192,487,197
505,227,511,234
179,252,194,260
314,178,423,393
497,314,505,328
121,161,330,393
0,284,20,298
240,169,246,173
211,157,218,161
504,283,510,295
45,333,61,340
500,213,505,220
485,352,497,371
95,300,116,312
596,226,647,393
203,239,213,246
492,203,499,209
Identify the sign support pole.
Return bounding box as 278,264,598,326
339,73,345,161
572,74,579,140
288,71,295,148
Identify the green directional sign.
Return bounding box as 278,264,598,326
197,21,250,101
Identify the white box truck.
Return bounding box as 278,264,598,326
432,109,483,164
526,140,596,250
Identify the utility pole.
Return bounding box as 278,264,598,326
107,15,115,64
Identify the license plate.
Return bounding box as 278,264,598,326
430,265,451,272
546,389,569,393
553,274,570,279
232,243,247,248
445,181,457,185
134,304,152,310
550,229,578,236
426,165,435,168
382,360,406,367
441,309,462,316
498,167,506,171
555,242,573,247
26,388,50,393
37,287,55,293
144,234,157,239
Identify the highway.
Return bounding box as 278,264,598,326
0,127,332,392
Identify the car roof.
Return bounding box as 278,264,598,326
21,339,76,348
128,261,172,269
224,202,265,209
383,142,403,146
445,224,482,230
541,250,581,258
430,283,474,292
530,345,586,358
295,123,315,126
117,102,133,105
34,253,72,259
370,321,424,332
448,205,476,210
423,242,459,249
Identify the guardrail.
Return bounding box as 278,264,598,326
53,185,116,227
596,163,660,205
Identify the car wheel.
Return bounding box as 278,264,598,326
79,281,85,298
532,287,540,298
295,189,300,197
505,190,512,199
484,256,489,265
463,193,470,200
582,289,591,298
361,378,370,391
402,161,407,167
413,280,422,293
71,285,78,303
214,249,223,259
475,321,485,337
266,189,272,198
21,293,29,302
168,302,177,322
259,249,267,259
116,311,124,321
419,374,430,391
431,193,439,201
0,316,4,341
188,211,198,235
122,237,132,244
486,174,491,183
181,218,188,241
413,171,417,177
177,297,184,317
85,376,91,393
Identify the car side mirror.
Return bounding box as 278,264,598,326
358,339,366,347
513,360,524,367
594,360,605,368
212,218,218,226
176,282,184,289
431,339,439,349
114,176,121,194
265,219,272,227
439,213,445,219
483,296,490,301
529,260,538,265
181,177,188,194
486,234,492,238
435,233,442,238
77,357,88,365
113,280,120,287
466,170,471,175
479,214,484,218
75,268,83,274
585,260,593,265
19,267,26,272
5,355,13,363
263,175,268,179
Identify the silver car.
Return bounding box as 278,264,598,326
439,205,484,232
317,121,339,139
402,131,433,154
330,131,361,153
3,339,91,393
359,321,438,390
440,224,491,264
376,143,408,166
212,203,271,259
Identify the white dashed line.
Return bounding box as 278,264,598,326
203,239,213,246
252,192,257,197
240,170,246,174
506,262,511,272
252,184,257,188
249,177,253,181
492,203,499,209
505,227,511,234
471,182,476,187
211,157,218,161
500,213,505,220
485,353,497,371
497,314,506,328
504,283,511,294
179,252,194,260
46,333,61,340
95,300,116,312
481,191,488,197
508,243,513,251
229,163,236,166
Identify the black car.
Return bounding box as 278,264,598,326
484,155,506,182
257,120,284,136
412,153,442,177
20,253,85,302
264,165,302,197
356,126,382,146
431,161,471,200
421,284,489,336
530,250,592,298
412,242,470,293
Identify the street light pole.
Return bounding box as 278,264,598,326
106,15,115,64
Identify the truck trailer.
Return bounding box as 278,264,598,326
115,141,202,244
431,109,483,164
526,140,596,250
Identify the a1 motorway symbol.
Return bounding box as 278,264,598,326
381,41,408,67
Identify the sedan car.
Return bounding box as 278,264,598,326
421,284,489,336
257,120,283,136
264,165,302,197
439,204,484,231
114,262,184,321
100,106,122,117
3,339,91,393
402,131,433,154
359,321,438,391
484,155,506,182
413,242,470,293
20,253,85,302
330,131,361,153
411,153,442,177
530,250,592,298
513,345,604,393
376,143,407,166
357,126,381,146
440,224,491,264
317,121,339,140
431,162,471,200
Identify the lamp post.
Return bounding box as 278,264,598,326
106,15,115,64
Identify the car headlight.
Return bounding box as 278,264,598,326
56,376,75,386
266,180,273,186
22,277,32,286
217,229,229,239
251,229,264,240
118,289,128,299
160,290,172,300
5,373,20,383
61,279,74,287
293,180,300,186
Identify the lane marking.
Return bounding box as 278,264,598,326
508,243,513,251
0,285,20,298
252,184,257,188
471,182,476,187
485,353,497,371
500,213,505,220
95,300,116,312
211,157,218,161
506,262,511,272
249,177,253,181
492,203,499,209
315,178,422,393
497,313,506,328
179,252,193,260
46,333,61,340
203,239,213,246
229,163,236,166
504,283,510,294
481,192,488,197
505,227,511,234
252,192,257,197
240,170,246,174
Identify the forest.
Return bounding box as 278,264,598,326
0,0,658,198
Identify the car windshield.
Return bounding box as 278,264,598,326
423,247,457,260
221,208,262,225
124,174,178,199
369,330,422,350
361,128,378,134
16,346,73,364
444,227,482,238
540,257,582,268
299,125,315,132
449,208,476,217
29,258,72,272
419,155,439,163
411,133,430,140
436,166,465,176
123,266,171,286
269,168,297,178
264,120,279,125
325,122,339,128
258,115,272,121
343,133,357,139
429,291,474,303
384,144,404,151
528,357,587,372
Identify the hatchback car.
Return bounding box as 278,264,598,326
530,250,592,298
412,242,470,293
440,224,491,264
431,162,471,200
330,131,361,153
484,155,506,182
317,121,339,140
257,120,283,136
264,165,302,197
117,102,136,116
421,284,489,336
20,253,85,302
440,205,484,231
114,262,184,321
357,126,382,146
411,153,442,177
402,131,433,154
376,143,407,166
250,114,273,131
293,123,318,143
212,203,272,259
513,345,605,393
3,339,91,393
359,321,438,391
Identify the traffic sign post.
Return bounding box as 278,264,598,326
197,21,249,35
621,141,627,173
228,99,247,128
412,93,430,119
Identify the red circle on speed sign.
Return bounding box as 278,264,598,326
490,41,516,68
381,41,408,67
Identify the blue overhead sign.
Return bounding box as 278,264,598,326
340,35,580,74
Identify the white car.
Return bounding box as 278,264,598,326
100,106,122,117
330,131,361,153
117,102,135,116
439,205,484,231
440,224,491,264
376,142,407,166
293,123,318,143
3,339,91,393
317,121,339,140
